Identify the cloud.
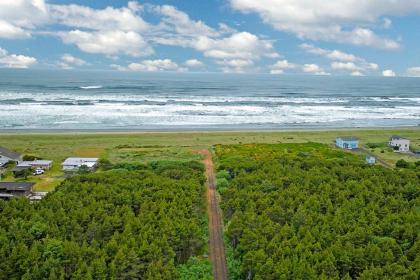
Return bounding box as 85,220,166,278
49,2,149,32
50,2,154,57
184,59,204,67
301,43,379,75
111,59,186,72
59,30,153,57
300,43,357,62
383,18,392,29
229,0,420,49
149,5,277,69
269,60,298,74
0,47,37,68
382,69,396,77
302,64,330,75
406,67,420,77
194,32,278,60
152,5,219,38
216,59,254,73
0,0,49,38
0,1,276,71
57,53,87,69
0,20,30,39
351,71,365,76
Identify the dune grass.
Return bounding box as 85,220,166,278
0,128,418,191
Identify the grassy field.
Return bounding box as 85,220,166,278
0,128,419,191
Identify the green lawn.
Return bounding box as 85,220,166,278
1,128,419,191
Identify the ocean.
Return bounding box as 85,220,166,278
0,69,419,130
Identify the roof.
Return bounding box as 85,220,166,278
0,147,22,160
17,160,53,167
0,182,35,191
337,136,359,141
390,135,409,140
62,157,98,166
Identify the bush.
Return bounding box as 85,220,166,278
216,170,230,180
23,155,38,161
97,158,113,170
14,168,32,179
366,142,386,149
396,159,410,168
77,165,91,175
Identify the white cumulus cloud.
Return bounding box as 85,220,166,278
229,0,420,49
301,43,379,75
111,59,186,72
184,59,204,68
0,0,49,38
59,30,153,57
382,69,396,77
0,47,37,68
302,64,330,75
269,60,298,74
57,53,87,69
406,67,420,77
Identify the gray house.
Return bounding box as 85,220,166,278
0,182,35,199
0,147,23,165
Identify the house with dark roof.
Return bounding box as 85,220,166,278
0,147,23,164
0,182,34,199
336,136,359,150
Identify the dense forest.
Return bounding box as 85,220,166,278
216,143,419,279
0,161,210,279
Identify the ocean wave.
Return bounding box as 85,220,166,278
79,85,103,89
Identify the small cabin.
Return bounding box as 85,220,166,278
336,137,359,150
389,136,410,152
366,155,376,164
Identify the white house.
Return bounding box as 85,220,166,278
62,157,99,171
389,136,410,152
366,155,376,165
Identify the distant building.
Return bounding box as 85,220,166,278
0,182,35,200
62,157,99,171
16,160,53,170
336,137,359,150
389,136,410,152
366,155,376,164
0,147,23,164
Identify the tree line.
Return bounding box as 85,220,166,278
0,160,210,279
216,143,419,279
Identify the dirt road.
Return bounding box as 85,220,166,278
200,149,228,280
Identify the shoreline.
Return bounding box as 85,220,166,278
0,126,419,135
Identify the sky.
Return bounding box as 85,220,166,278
0,0,420,77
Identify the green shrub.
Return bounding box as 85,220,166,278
396,159,410,168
